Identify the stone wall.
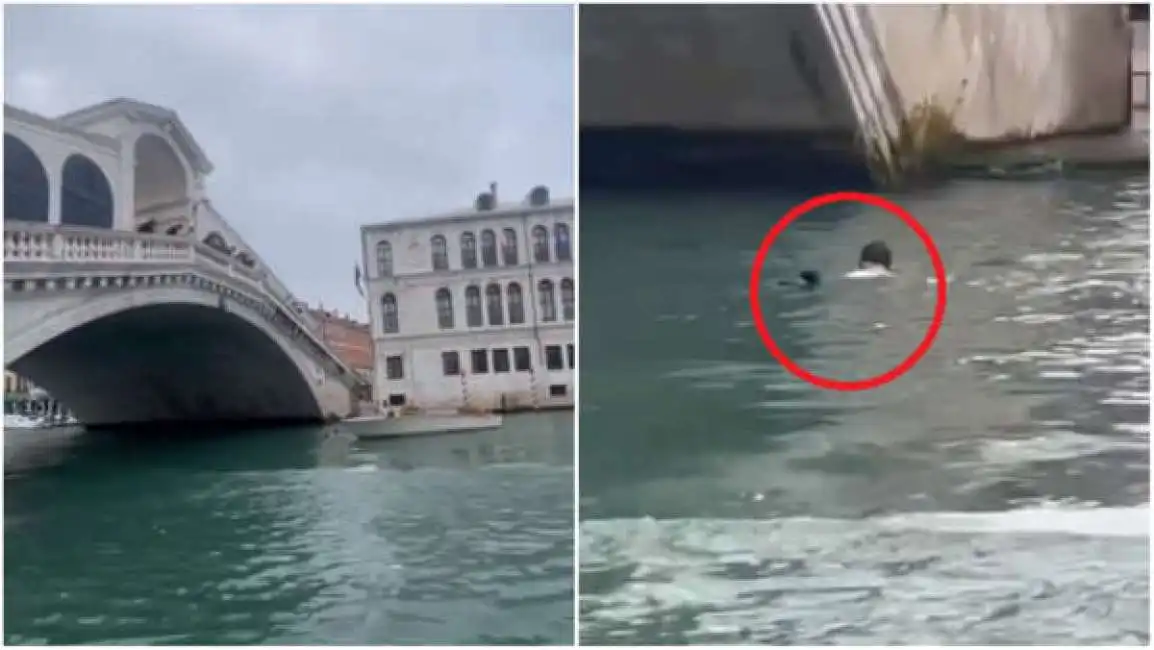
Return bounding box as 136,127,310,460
580,4,856,134
579,4,1135,188
863,4,1131,141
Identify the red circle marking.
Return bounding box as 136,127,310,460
748,191,948,391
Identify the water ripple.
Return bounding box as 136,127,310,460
7,415,574,645
580,175,1149,644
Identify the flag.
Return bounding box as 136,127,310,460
354,263,364,297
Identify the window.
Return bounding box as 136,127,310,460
481,229,498,267
561,278,574,321
567,343,575,369
555,223,571,261
381,293,399,333
502,228,519,265
538,279,556,322
545,345,564,370
387,393,407,407
493,348,511,373
376,241,393,277
507,282,525,324
513,346,532,371
435,287,454,329
532,225,550,263
461,232,477,269
442,351,461,376
465,285,483,327
385,355,404,379
471,349,489,374
431,234,449,271
549,384,567,398
486,283,504,326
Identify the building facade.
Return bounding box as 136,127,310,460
361,187,575,413
302,305,375,402
5,371,37,396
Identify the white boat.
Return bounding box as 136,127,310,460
339,411,504,440
4,413,43,429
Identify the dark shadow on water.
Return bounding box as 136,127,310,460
580,128,875,192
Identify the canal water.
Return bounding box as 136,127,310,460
4,412,574,645
579,174,1149,645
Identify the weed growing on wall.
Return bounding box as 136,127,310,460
864,96,964,188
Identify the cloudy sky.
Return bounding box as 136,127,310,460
5,4,574,319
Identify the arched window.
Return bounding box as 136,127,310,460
4,134,49,223
538,279,557,322
532,225,550,263
465,285,483,327
461,232,477,269
60,154,114,228
555,223,572,262
376,241,393,277
507,282,525,324
431,234,449,271
561,278,575,321
481,229,498,267
381,293,399,333
502,228,519,265
435,287,454,329
486,283,504,326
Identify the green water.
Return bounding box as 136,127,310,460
5,412,574,645
579,176,1149,644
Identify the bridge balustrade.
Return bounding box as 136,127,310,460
4,223,365,391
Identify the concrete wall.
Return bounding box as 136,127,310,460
862,4,1131,141
580,4,856,133
579,4,1133,186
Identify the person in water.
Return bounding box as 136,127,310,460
779,269,821,289
858,240,892,271
783,240,893,288
845,240,894,278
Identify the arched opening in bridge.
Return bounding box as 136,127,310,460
133,134,190,234
203,231,233,255
60,154,114,229
4,134,50,223
8,301,324,428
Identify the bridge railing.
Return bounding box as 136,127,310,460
5,223,193,263
5,222,366,390
193,241,264,283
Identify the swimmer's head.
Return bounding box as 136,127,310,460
799,270,820,288
859,240,892,270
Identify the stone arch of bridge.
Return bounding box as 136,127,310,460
6,286,325,428
133,132,192,235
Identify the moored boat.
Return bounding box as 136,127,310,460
340,409,503,440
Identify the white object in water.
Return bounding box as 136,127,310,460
844,265,894,279
341,412,504,440
4,413,42,429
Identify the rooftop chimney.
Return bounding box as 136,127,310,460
527,185,550,207
475,192,495,211
489,182,498,205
